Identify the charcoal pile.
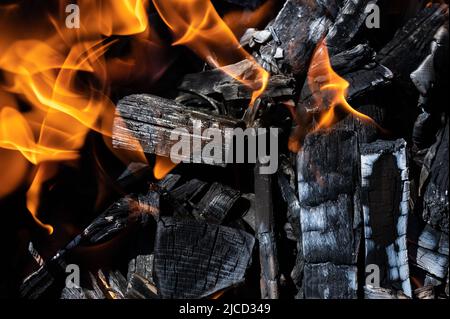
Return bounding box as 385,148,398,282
16,0,449,299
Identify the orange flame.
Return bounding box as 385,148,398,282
0,1,152,234
152,0,269,107
308,41,381,131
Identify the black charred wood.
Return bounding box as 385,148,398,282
377,4,449,85
113,94,238,165
360,139,412,297
153,217,255,299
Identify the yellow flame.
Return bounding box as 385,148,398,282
152,0,269,106
0,1,151,234
308,41,380,131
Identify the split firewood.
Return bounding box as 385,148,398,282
153,217,255,298
360,139,412,297
113,94,238,165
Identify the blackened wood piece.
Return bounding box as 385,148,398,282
409,224,449,280
364,286,409,299
193,182,241,224
303,263,357,299
113,94,238,164
178,60,295,102
329,44,375,74
377,4,449,83
256,0,332,75
254,162,279,299
126,273,158,299
409,244,449,280
421,118,449,233
336,104,386,144
300,62,393,113
326,0,378,54
153,217,255,299
298,129,358,207
300,194,355,265
21,191,158,298
170,179,208,203
360,139,412,297
127,210,157,295
297,129,360,298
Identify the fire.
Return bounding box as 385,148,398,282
152,0,270,107
307,41,380,131
0,1,152,234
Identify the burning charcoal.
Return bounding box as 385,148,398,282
377,4,449,85
300,61,393,113
254,0,333,76
364,286,410,299
113,94,238,165
303,263,357,299
192,182,241,224
360,139,412,297
153,217,255,299
336,104,386,144
326,0,379,55
297,129,361,298
178,60,295,103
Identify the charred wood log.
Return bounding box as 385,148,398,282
297,129,360,298
153,217,255,299
113,94,238,165
360,139,412,297
178,60,295,103
254,0,333,76
326,0,379,54
303,263,357,299
254,161,279,299
420,117,449,232
377,4,449,86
